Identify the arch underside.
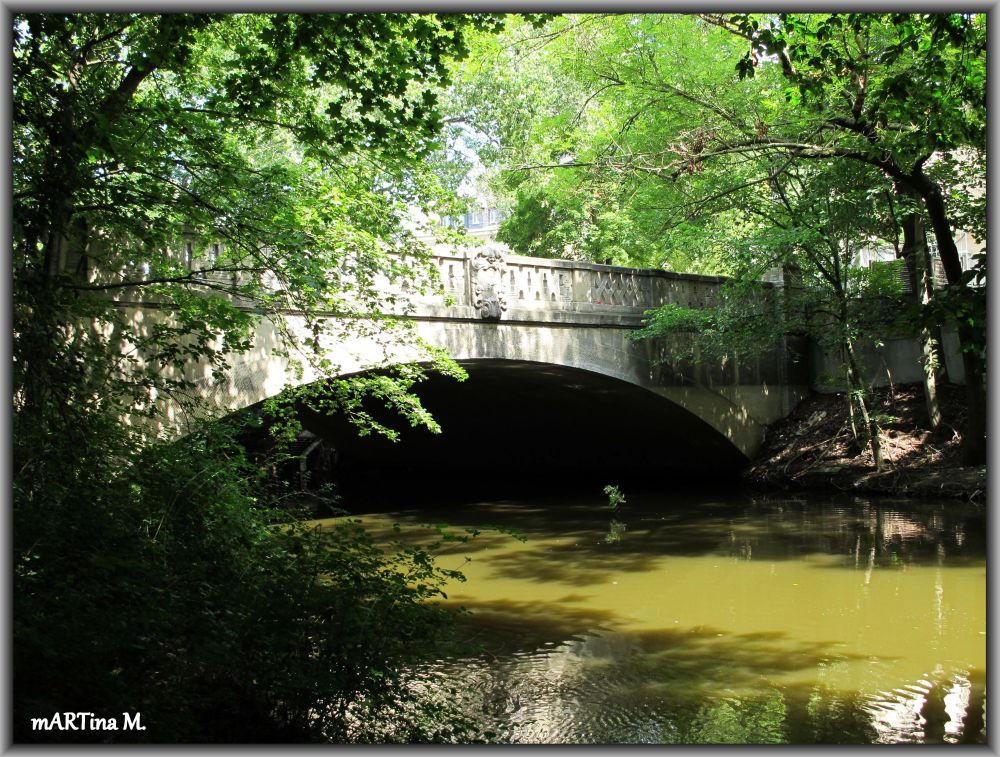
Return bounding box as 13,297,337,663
210,314,795,456
291,359,752,485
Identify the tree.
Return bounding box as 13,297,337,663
12,13,512,430
446,14,759,271
13,418,475,742
12,12,507,741
635,160,905,469
450,13,986,462
703,12,986,463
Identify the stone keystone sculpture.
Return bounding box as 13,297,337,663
471,246,508,321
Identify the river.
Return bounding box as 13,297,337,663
313,486,987,744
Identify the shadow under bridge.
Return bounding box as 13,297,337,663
293,359,750,495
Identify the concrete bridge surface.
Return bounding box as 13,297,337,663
120,246,810,469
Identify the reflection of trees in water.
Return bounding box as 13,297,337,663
670,666,987,744
675,666,986,744
455,609,986,743
604,518,627,544
677,688,788,743
385,493,985,743
358,492,984,583
667,685,880,744
867,666,987,744
411,617,987,744
460,496,985,591
724,496,985,569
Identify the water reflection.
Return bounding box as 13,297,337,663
316,489,986,744
407,637,986,744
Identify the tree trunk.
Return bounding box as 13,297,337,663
913,174,986,465
845,358,860,447
899,208,941,429
957,324,987,464
845,338,883,470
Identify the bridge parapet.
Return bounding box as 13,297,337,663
415,247,727,320
136,239,728,325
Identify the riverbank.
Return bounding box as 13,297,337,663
744,384,986,503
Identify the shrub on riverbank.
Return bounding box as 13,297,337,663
13,419,468,742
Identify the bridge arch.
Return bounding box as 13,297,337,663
287,358,753,485
140,252,806,458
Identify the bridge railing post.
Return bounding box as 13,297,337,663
571,269,590,304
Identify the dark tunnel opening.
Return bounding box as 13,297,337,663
257,360,750,506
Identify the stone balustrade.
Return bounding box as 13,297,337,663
120,240,728,323
419,245,726,319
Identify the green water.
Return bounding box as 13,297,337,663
315,488,987,744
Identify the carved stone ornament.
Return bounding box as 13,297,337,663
471,246,508,321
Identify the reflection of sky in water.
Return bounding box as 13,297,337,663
867,669,980,744
408,634,985,744
317,490,987,744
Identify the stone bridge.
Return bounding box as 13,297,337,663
126,247,809,473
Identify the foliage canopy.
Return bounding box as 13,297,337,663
448,12,986,462
12,12,512,742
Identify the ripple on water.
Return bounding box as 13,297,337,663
413,628,986,744
382,492,985,744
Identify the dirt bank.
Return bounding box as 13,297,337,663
744,383,986,503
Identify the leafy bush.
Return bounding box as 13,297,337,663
13,416,467,743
